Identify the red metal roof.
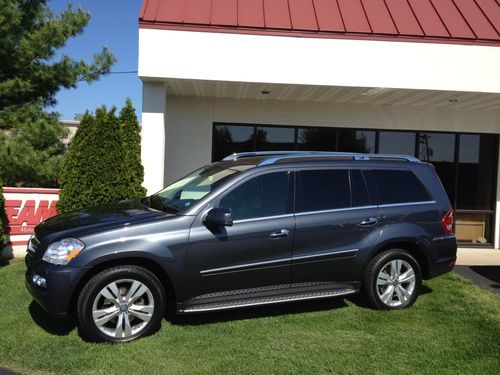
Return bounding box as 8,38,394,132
139,0,500,46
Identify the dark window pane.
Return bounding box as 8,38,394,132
351,170,370,207
338,130,376,153
299,170,350,212
373,170,431,204
418,133,455,162
213,125,254,161
297,128,337,151
418,132,456,204
219,172,289,220
256,126,295,151
378,131,416,156
457,134,498,210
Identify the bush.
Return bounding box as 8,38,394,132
58,101,145,213
0,177,7,255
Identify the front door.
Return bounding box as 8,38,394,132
187,171,294,300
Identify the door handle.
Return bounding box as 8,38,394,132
269,229,291,239
359,217,379,226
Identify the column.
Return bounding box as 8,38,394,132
495,139,500,250
141,82,166,195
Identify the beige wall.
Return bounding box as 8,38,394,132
164,95,500,183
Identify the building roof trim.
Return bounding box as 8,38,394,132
139,0,500,47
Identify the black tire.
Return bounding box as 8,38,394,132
362,249,422,310
77,265,166,343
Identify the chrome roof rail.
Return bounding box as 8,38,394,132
222,151,309,161
257,152,421,166
222,151,421,165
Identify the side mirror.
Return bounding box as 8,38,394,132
204,208,233,227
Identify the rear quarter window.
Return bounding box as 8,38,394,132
373,169,431,204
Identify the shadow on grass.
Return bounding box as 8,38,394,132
169,296,351,326
28,301,76,336
0,249,14,267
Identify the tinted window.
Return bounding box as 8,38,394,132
297,128,336,151
379,131,416,155
299,170,350,212
351,170,370,207
213,125,254,161
373,170,431,204
338,130,376,153
219,172,289,220
256,127,295,151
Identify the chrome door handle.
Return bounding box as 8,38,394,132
359,217,379,226
269,229,291,239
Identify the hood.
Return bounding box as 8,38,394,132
35,199,171,239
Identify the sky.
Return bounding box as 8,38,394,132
48,0,143,121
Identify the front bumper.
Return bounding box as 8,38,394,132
25,260,87,317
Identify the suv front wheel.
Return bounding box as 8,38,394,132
363,249,422,310
77,265,166,343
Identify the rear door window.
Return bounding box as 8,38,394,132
298,170,350,212
372,169,431,204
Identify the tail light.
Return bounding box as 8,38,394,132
441,208,454,235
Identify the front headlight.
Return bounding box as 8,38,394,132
42,239,85,265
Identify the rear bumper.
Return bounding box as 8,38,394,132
426,235,457,280
25,261,87,317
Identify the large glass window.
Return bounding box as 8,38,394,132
338,130,376,153
297,128,336,151
350,170,370,207
457,134,497,210
373,170,431,204
213,124,254,161
379,131,416,155
256,127,295,151
219,172,289,221
298,170,350,212
419,132,456,205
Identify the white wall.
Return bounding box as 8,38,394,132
139,28,500,94
162,95,500,184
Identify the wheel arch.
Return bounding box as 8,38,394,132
369,241,430,279
69,257,177,314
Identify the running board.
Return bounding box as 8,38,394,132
178,288,357,313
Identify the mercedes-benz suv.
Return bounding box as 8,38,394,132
25,151,457,343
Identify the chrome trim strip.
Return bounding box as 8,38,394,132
201,248,359,275
432,235,456,241
200,257,291,275
379,200,436,208
233,213,294,224
181,289,358,313
295,205,378,216
292,248,358,261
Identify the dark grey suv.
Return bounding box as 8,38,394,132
25,151,457,342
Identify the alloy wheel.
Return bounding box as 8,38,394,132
91,279,155,339
376,259,416,307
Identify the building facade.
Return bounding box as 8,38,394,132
138,0,500,248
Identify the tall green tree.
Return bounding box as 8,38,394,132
58,102,145,213
119,99,146,199
0,0,115,117
0,103,68,187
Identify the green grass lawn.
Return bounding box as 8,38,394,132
0,260,499,375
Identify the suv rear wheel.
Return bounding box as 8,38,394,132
363,249,422,310
77,265,166,343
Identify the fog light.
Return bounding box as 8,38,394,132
32,274,47,288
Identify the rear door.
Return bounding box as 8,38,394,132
291,168,383,284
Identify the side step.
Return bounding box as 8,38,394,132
179,288,357,313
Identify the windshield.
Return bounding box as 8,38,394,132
146,165,241,213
